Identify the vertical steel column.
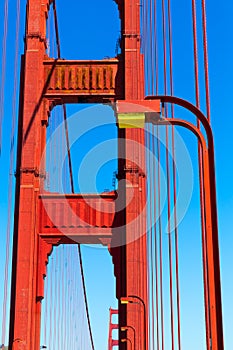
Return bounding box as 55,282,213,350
9,1,50,349
115,2,148,350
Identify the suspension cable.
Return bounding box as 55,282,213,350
62,105,75,193
157,125,164,350
167,0,182,349
161,0,175,348
1,0,20,346
154,0,159,95
149,0,154,95
146,125,156,350
152,125,160,350
161,0,167,98
52,0,61,58
201,0,211,121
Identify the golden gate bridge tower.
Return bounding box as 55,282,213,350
6,0,224,349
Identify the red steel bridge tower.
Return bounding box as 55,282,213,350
8,0,224,350
108,308,119,350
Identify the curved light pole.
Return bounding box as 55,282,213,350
120,295,146,350
121,326,136,350
121,338,133,350
117,95,223,350
144,95,223,350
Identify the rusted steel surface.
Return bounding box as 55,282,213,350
43,58,123,103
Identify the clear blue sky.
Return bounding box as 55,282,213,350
0,0,233,349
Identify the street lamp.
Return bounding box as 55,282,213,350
121,326,136,350
120,295,146,350
121,338,132,350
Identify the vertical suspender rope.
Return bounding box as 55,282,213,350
167,0,174,108
165,126,175,350
161,0,175,348
68,246,72,349
147,125,156,350
61,246,65,349
149,0,154,95
57,249,61,349
154,0,159,95
43,272,48,346
152,125,160,350
72,248,76,350
72,249,75,350
167,1,182,349
49,257,54,350
171,122,182,350
161,0,167,99
157,125,164,350
143,0,150,94
53,251,58,350
65,249,69,348
64,248,68,349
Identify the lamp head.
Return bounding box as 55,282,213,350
120,297,134,304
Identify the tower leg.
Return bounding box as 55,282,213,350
9,2,49,348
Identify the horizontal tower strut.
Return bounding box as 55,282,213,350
39,192,117,245
43,58,124,104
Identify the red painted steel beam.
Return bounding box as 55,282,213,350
39,192,116,233
43,58,124,104
39,232,112,245
112,339,119,347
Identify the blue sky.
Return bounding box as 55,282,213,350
0,0,233,349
